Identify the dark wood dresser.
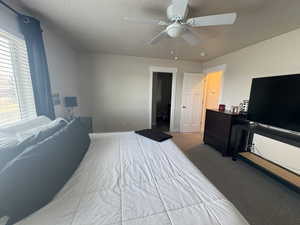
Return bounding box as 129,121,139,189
203,109,246,156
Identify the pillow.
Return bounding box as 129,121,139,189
0,133,18,149
0,136,35,172
0,119,90,224
16,118,67,142
0,119,67,173
0,216,9,225
0,116,52,136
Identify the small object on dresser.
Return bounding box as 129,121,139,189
239,100,249,113
231,106,239,114
218,104,226,112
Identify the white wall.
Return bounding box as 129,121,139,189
203,28,300,173
203,28,300,107
43,27,81,117
1,1,81,118
78,53,202,132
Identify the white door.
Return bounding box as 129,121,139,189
180,73,205,132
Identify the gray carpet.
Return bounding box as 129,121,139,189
185,144,300,225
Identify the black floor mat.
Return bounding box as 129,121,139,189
135,129,172,142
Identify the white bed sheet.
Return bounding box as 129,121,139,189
16,132,249,225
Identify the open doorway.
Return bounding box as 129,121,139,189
151,72,172,132
200,68,224,132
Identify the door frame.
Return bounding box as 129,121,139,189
202,64,227,105
149,66,177,132
180,72,204,133
200,64,227,133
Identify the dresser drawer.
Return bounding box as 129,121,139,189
205,110,232,138
204,109,242,156
204,133,228,155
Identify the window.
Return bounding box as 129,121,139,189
0,30,36,126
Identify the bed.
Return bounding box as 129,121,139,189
16,132,249,225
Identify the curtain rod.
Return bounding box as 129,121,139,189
0,0,21,15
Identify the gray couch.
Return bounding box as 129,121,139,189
0,118,90,225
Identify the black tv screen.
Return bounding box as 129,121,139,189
248,74,300,132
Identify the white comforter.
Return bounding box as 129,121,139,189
17,132,249,225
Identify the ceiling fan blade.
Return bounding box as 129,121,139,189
148,30,168,45
181,27,200,46
172,0,189,19
187,13,237,27
123,17,169,26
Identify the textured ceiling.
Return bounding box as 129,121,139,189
18,0,300,62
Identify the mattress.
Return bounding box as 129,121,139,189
16,132,249,225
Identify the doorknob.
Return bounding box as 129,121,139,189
182,106,187,109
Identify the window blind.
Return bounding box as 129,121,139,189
0,29,36,126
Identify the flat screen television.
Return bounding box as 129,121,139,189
247,74,300,132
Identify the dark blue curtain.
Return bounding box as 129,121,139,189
18,14,55,120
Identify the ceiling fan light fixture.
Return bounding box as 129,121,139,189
167,22,184,38
124,0,237,46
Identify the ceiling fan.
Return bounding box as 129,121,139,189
124,0,237,46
